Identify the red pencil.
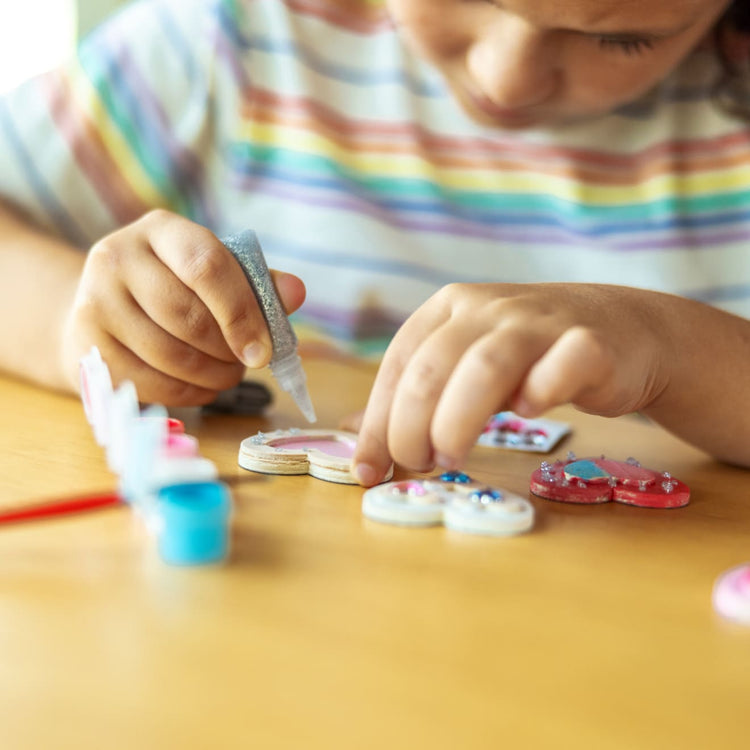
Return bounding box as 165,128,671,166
0,492,122,525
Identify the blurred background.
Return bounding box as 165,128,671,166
0,0,126,92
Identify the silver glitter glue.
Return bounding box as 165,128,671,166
221,230,316,423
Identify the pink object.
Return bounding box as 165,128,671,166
162,433,200,458
267,436,356,459
238,428,392,485
530,455,690,508
713,564,750,625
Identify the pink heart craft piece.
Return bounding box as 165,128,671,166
238,428,393,485
529,454,690,508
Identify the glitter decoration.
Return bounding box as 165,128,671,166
530,454,690,508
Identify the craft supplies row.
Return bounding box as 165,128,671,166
80,346,231,565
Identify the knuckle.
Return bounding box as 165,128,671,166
88,235,124,273
181,244,225,289
168,343,207,378
466,332,515,372
402,359,445,402
139,207,172,227
433,282,469,309
221,302,257,340
568,326,615,373
180,299,216,341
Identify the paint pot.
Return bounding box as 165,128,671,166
149,455,218,490
156,481,232,565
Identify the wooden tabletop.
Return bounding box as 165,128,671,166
1,358,749,749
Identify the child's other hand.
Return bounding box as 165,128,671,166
339,409,365,433
61,210,306,405
352,283,669,486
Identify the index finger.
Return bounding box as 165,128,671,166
352,301,451,485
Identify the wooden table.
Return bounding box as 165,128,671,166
1,359,748,749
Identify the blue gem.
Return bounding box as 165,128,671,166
440,471,472,484
469,487,504,503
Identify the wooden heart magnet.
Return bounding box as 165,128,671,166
238,428,393,485
529,454,690,508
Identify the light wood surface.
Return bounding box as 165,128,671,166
1,358,749,749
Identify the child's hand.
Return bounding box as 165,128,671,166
352,282,670,485
61,210,306,405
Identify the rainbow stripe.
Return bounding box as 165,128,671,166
2,0,750,354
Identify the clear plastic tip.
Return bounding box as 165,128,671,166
270,352,317,423
291,382,317,424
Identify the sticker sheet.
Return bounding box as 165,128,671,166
477,411,571,453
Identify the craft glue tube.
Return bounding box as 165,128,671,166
221,230,316,423
156,481,232,565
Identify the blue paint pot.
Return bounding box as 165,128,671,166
156,481,232,565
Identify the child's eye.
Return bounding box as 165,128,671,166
598,37,655,56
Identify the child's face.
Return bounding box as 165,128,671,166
386,0,732,128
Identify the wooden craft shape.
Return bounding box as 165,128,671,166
362,471,534,536
529,455,690,508
238,428,393,485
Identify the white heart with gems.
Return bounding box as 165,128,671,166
362,475,534,536
362,479,448,526
443,486,534,536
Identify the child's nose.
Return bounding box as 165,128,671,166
466,16,557,110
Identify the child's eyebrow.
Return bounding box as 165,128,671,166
579,16,698,40
583,25,689,40
489,3,701,41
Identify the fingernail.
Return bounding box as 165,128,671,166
353,462,378,487
434,452,459,471
242,342,269,368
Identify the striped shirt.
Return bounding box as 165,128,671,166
1,0,750,357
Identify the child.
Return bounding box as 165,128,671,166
0,0,748,484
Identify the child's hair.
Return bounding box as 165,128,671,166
716,1,750,118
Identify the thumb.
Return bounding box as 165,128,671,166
271,270,306,315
